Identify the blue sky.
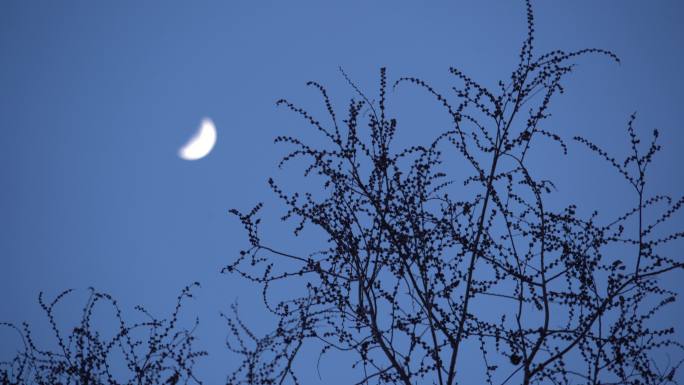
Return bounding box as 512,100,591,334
1,1,683,383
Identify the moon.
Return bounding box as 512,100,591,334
178,118,217,161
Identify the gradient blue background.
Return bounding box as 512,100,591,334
1,1,682,383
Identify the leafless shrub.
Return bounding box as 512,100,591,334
1,283,205,385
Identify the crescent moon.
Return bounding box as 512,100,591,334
178,118,217,161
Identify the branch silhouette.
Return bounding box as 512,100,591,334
1,283,206,385
225,1,683,384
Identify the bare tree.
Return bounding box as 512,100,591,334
224,1,684,384
1,283,205,385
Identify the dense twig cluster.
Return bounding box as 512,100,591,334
1,283,205,385
225,1,683,384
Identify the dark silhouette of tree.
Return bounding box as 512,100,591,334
224,1,683,384
0,283,205,385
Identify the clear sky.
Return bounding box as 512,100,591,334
1,1,683,383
